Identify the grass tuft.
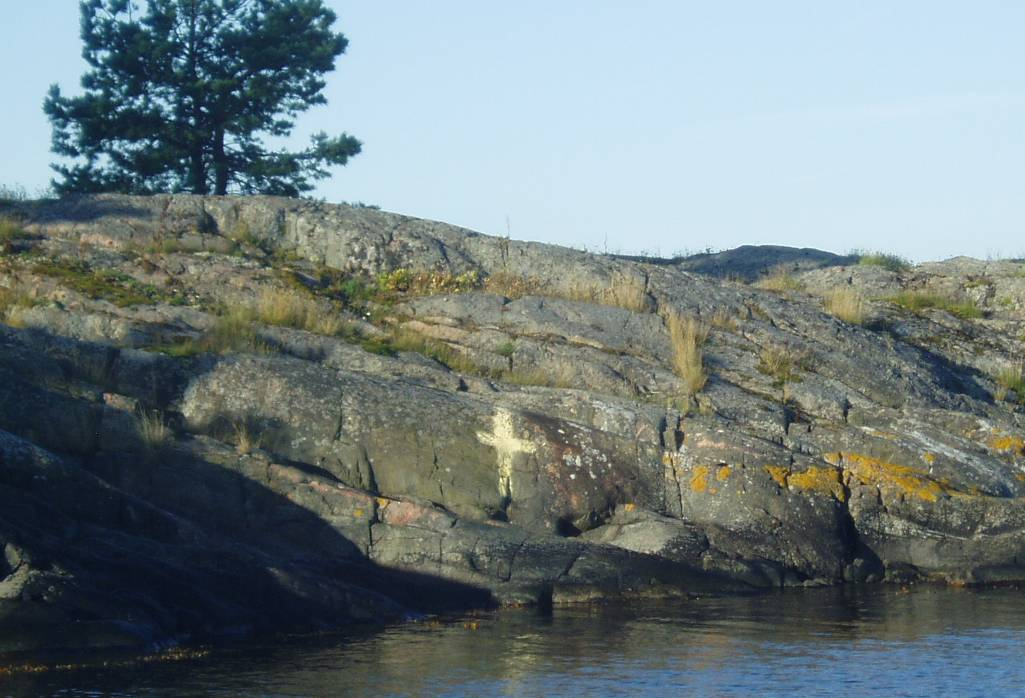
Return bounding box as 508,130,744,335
0,286,41,327
993,363,1025,404
755,267,804,293
855,251,912,273
758,343,810,386
666,311,709,395
137,410,171,451
823,287,865,324
885,291,983,320
233,420,260,455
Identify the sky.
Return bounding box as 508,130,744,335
1,1,1023,262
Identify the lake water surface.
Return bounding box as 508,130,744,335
6,586,1025,696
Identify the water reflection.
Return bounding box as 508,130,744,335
8,586,1025,696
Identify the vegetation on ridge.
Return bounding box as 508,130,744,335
45,0,360,196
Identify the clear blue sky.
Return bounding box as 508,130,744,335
2,2,1023,261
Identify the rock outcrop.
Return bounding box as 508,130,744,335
1,193,1024,654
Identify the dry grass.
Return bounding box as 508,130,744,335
0,218,32,254
485,271,650,312
823,287,865,324
564,273,649,312
233,420,260,455
755,267,805,293
0,286,40,327
502,363,576,389
483,272,549,299
666,311,709,395
250,288,347,335
709,306,739,331
137,410,171,450
993,362,1025,404
757,343,810,386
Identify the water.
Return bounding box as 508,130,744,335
5,586,1025,696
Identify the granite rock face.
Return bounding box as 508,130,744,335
1,194,1024,653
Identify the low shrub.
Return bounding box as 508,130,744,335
856,251,911,273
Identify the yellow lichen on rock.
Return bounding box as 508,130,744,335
716,465,731,482
690,465,710,493
788,467,847,502
841,452,947,503
922,452,936,465
764,465,789,487
989,433,1025,456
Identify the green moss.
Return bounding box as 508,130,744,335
33,258,187,307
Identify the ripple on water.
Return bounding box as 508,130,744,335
6,586,1025,696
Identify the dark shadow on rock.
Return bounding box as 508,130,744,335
866,320,993,407
14,194,152,225
0,326,498,660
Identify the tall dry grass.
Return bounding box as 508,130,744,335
823,287,865,324
485,271,650,312
666,311,709,395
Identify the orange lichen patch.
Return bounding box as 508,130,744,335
841,452,947,503
661,451,676,466
788,467,847,502
624,502,636,512
353,508,364,518
764,465,790,487
1015,473,1025,483
922,452,936,465
822,452,842,466
690,465,710,493
375,497,391,509
716,465,732,482
989,434,1025,456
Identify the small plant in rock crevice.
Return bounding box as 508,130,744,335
666,311,709,396
137,409,171,452
993,362,1025,404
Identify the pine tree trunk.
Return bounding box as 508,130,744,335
190,146,208,195
213,126,229,196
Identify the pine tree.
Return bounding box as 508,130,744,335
44,0,361,197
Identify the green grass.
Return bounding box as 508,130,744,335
993,364,1025,404
885,291,983,320
32,258,187,307
150,312,269,357
855,251,912,273
495,341,516,358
